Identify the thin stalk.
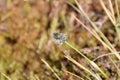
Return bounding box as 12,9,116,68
114,23,120,44
75,0,115,51
68,1,111,50
65,55,102,80
74,17,120,70
41,59,61,80
93,52,120,61
74,16,113,51
74,16,120,76
65,41,108,78
115,0,120,23
0,72,11,80
74,0,120,60
64,70,85,80
99,0,120,43
108,0,116,22
99,0,115,24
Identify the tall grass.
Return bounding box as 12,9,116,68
41,59,61,80
43,0,120,79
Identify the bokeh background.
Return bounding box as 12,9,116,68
0,0,120,80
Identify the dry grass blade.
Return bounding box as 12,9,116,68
0,72,11,80
65,55,102,80
74,16,113,51
74,0,116,51
108,0,115,21
115,0,120,23
63,69,85,80
65,41,108,78
93,52,120,61
99,0,115,24
74,16,120,76
41,59,61,80
99,0,120,43
74,0,120,60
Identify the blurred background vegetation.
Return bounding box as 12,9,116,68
0,0,120,80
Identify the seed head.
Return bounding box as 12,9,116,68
53,32,67,44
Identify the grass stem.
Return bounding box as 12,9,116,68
65,41,108,78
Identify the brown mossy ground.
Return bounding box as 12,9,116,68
0,0,120,80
